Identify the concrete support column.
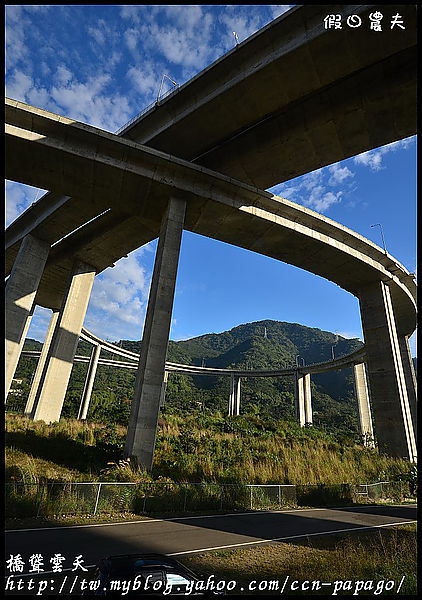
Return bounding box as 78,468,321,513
78,344,101,420
294,371,306,427
228,375,241,416
398,335,417,438
30,260,96,423
6,304,35,404
25,309,60,416
234,376,241,416
159,371,169,408
228,375,234,416
303,372,312,425
125,196,186,469
359,280,416,461
353,362,374,447
5,234,50,396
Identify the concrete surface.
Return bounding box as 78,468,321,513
77,344,101,420
24,310,59,416
5,235,50,397
353,362,374,445
125,197,187,469
30,261,96,423
359,281,416,461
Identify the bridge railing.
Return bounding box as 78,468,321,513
5,481,414,519
115,85,181,136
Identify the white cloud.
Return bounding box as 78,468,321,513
120,5,141,24
328,163,354,186
124,28,139,54
87,19,116,47
126,65,158,99
271,136,415,214
139,11,216,70
353,150,383,171
219,9,263,44
270,165,346,213
5,7,30,70
50,74,132,131
26,306,54,342
307,190,343,212
353,137,416,171
56,65,73,86
85,245,154,341
6,70,33,101
7,67,132,132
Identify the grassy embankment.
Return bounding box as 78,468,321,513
5,411,415,522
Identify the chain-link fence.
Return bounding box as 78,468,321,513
4,480,414,519
354,481,411,502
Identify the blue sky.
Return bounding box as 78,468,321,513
5,5,417,355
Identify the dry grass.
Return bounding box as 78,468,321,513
183,524,417,595
5,413,412,487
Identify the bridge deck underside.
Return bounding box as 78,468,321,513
124,5,416,190
5,98,416,335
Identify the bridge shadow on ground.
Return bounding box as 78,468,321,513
5,430,122,474
5,505,416,595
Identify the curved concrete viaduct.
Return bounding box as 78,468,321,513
4,98,417,328
19,330,372,442
5,5,417,467
5,3,416,273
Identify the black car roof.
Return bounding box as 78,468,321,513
99,554,197,577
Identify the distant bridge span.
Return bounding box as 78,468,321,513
20,327,369,434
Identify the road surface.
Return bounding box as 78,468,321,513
4,504,417,595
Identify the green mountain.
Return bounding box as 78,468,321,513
13,320,365,435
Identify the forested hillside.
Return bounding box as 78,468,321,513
11,320,366,435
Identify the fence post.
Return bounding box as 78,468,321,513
278,485,281,507
183,487,187,512
93,483,102,516
220,486,223,511
36,484,46,518
250,486,253,510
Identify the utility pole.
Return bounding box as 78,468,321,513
371,223,387,254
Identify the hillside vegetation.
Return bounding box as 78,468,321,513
11,320,363,436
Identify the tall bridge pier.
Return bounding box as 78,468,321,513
29,261,96,423
294,372,313,427
125,196,186,470
353,362,374,447
228,374,241,417
359,281,417,461
78,343,101,420
5,234,49,398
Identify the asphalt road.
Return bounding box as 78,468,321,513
4,504,417,595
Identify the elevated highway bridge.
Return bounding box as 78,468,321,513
5,4,417,467
19,327,369,435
